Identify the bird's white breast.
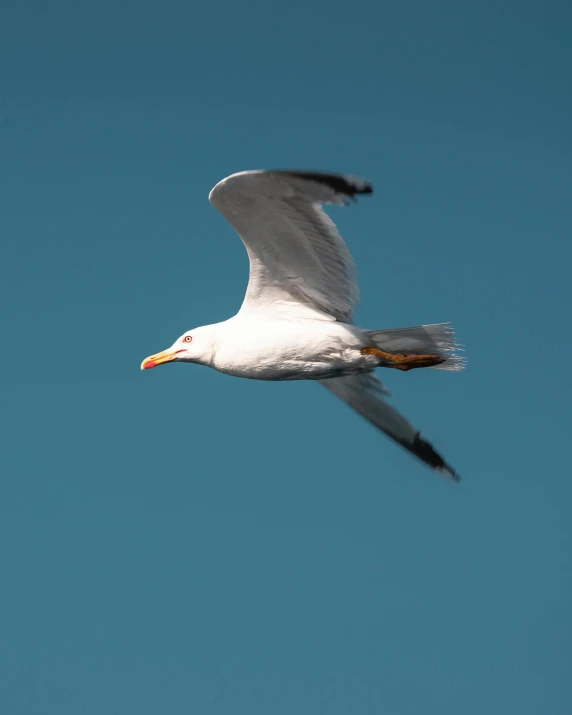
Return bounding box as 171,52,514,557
210,317,374,381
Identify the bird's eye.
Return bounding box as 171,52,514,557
183,336,192,343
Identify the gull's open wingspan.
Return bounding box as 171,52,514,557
208,170,372,322
320,373,459,480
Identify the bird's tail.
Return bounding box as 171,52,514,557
365,323,465,371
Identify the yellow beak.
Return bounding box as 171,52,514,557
141,348,184,370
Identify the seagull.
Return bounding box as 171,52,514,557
141,170,464,480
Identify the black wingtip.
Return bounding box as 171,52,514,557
270,170,373,199
410,434,459,482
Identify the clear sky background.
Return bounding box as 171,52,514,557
1,1,571,713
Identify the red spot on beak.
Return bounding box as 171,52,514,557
142,359,157,370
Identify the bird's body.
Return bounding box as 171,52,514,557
189,316,378,381
142,169,465,480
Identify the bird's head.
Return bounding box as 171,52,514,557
141,327,212,370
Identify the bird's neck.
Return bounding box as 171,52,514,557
191,321,227,366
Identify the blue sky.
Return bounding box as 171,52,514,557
1,1,571,713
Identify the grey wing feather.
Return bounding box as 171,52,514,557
320,373,459,480
208,170,372,322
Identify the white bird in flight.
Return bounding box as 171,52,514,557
142,170,464,480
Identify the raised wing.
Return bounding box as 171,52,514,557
208,170,372,322
320,373,459,480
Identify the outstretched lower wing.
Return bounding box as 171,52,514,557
319,373,459,481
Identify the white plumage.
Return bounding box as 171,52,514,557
142,170,464,480
209,170,362,322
